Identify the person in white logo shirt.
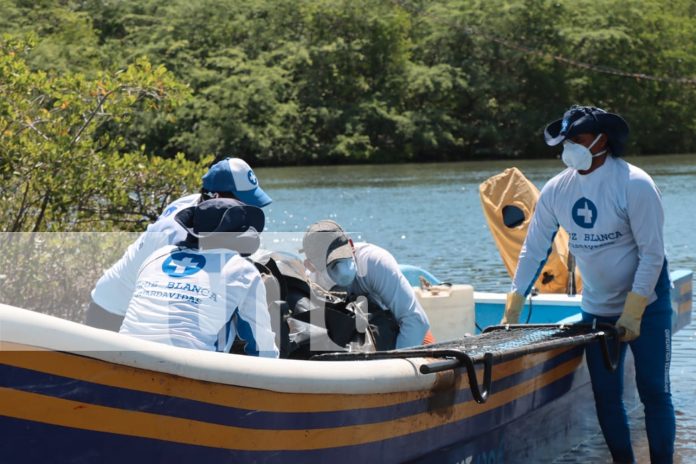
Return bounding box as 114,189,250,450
120,198,279,357
87,157,272,331
501,106,674,463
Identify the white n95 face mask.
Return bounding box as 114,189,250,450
561,134,606,171
327,258,357,288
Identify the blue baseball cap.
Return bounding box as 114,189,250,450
544,105,630,156
201,158,272,207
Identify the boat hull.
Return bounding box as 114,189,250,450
1,327,584,463
0,268,691,463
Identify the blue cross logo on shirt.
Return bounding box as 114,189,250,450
162,252,206,277
572,197,598,229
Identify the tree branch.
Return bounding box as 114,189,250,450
20,120,51,141
32,189,51,232
10,182,31,232
69,87,120,149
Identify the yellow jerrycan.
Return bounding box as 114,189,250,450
479,167,582,294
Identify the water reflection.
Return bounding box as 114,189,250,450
257,154,696,287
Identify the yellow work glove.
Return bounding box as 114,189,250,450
500,292,526,324
615,291,649,342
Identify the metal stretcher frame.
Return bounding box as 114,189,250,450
314,323,623,404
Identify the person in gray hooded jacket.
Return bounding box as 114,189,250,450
302,220,432,350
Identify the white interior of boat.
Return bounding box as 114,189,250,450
0,304,442,395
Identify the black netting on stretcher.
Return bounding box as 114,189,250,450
313,323,623,404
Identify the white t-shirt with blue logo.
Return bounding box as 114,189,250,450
349,243,431,348
91,194,200,315
120,245,279,357
512,156,665,316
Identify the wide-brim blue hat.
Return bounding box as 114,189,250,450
544,105,630,156
201,158,272,207
175,198,265,238
175,198,264,254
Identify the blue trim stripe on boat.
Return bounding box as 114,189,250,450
0,347,581,431
0,362,582,464
0,354,582,451
0,343,423,413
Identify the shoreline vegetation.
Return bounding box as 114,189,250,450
1,0,695,232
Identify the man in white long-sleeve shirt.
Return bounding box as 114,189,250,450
120,198,278,357
501,106,674,463
302,220,432,350
87,157,272,331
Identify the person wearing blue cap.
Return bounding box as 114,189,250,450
86,157,272,331
501,105,675,463
120,198,279,357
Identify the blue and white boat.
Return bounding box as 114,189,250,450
0,267,691,463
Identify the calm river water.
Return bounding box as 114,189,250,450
256,153,696,463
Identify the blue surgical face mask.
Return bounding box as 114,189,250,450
561,134,606,171
327,258,357,287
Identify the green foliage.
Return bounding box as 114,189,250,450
0,0,694,316
2,0,696,165
0,37,211,232
0,232,138,320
